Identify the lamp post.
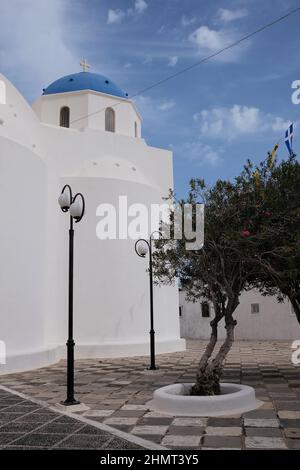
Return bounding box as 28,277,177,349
58,184,85,406
135,232,159,370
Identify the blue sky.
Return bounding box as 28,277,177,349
0,0,299,197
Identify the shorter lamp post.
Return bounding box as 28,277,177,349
135,233,159,370
58,184,85,406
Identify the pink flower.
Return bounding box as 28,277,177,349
241,230,251,238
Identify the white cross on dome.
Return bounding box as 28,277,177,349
80,58,91,72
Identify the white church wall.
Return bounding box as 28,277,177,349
29,114,179,356
41,167,69,353
0,79,6,104
0,72,185,373
33,105,181,359
0,74,62,373
32,92,89,130
0,74,43,154
37,123,174,193
87,93,141,137
32,90,141,138
60,177,182,357
0,138,49,373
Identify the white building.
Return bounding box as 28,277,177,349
0,66,185,374
179,290,300,341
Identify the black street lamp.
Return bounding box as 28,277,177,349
135,232,159,370
58,184,85,406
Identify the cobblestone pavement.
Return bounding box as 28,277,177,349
1,340,300,450
0,388,147,449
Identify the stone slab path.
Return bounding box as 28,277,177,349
1,340,300,450
0,387,149,449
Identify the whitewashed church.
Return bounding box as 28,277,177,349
1,63,298,375
0,63,185,374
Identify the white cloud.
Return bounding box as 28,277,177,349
135,95,153,113
107,9,125,24
135,95,177,132
135,0,147,14
157,25,166,34
108,1,147,24
194,105,292,140
189,25,245,62
137,98,235,167
216,8,248,23
158,100,176,111
0,0,79,101
271,116,292,132
190,26,227,51
143,55,152,65
181,15,197,27
168,56,178,67
174,141,222,166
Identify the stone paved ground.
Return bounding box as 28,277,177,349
1,340,300,450
0,388,146,449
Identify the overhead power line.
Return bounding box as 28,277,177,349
70,5,300,125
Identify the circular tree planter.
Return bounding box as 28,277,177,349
149,383,263,417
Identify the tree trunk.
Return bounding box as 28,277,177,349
190,300,238,396
289,295,300,325
190,319,220,396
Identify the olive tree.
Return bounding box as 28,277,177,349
153,179,257,395
236,154,300,323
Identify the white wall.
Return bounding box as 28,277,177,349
180,290,300,341
0,74,43,152
0,74,53,373
32,90,142,138
234,290,300,340
33,92,89,130
37,122,178,353
179,292,226,339
39,124,183,356
64,177,181,354
0,138,48,370
0,80,6,104
0,73,185,373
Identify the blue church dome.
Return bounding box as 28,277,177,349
42,72,128,98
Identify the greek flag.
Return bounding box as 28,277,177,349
285,123,294,156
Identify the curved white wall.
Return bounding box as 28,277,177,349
61,177,183,357
0,80,6,104
0,138,49,372
0,73,185,374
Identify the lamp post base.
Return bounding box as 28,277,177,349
56,401,90,413
61,399,81,406
141,368,163,375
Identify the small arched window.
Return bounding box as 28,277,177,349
134,121,138,138
0,80,6,105
105,107,115,132
201,302,210,318
60,106,70,128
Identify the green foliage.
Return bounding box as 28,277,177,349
153,154,300,324
237,154,300,321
